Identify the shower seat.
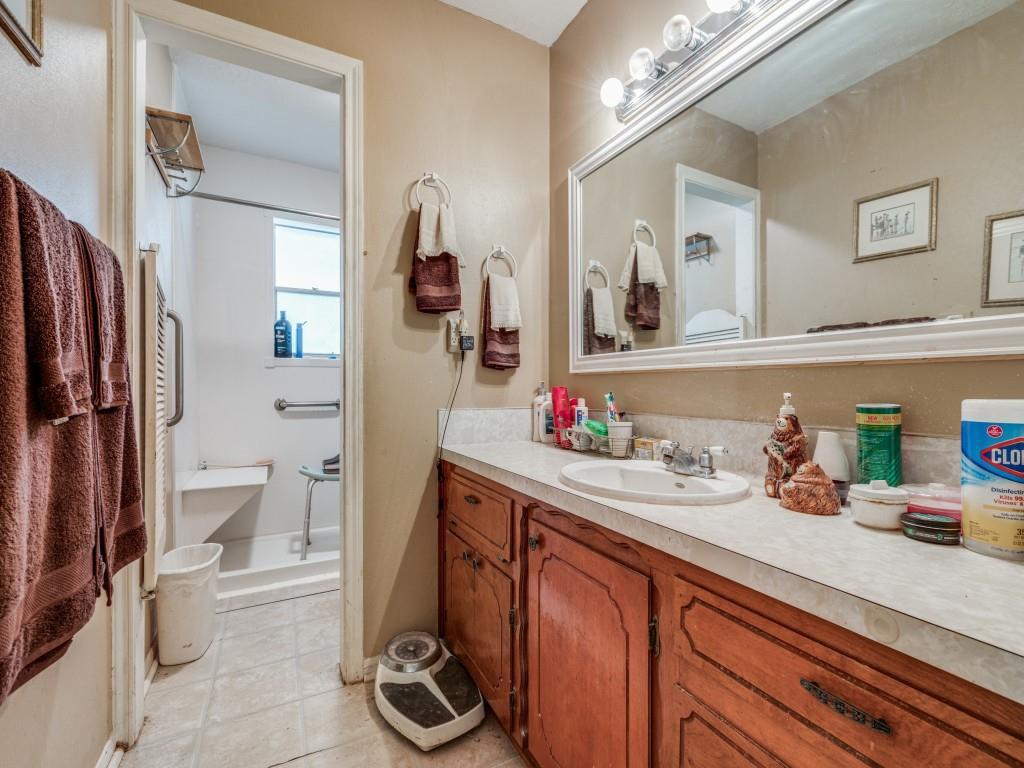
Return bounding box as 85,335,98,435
298,465,340,561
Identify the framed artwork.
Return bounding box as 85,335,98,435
854,178,937,263
982,209,1024,308
1,0,42,66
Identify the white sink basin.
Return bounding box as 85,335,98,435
558,459,751,506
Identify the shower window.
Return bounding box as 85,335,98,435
273,218,341,356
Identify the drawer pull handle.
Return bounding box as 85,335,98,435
463,495,481,506
800,679,892,737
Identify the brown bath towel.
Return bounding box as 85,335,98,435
408,206,461,313
481,278,520,370
624,259,661,330
73,223,130,409
0,171,145,705
583,288,616,355
9,173,93,421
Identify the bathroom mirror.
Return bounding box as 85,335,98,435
570,0,1024,372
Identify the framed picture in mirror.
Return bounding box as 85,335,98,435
982,210,1024,308
1,0,42,66
854,179,937,263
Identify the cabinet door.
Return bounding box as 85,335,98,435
443,530,513,729
526,520,651,768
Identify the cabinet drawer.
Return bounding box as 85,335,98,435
446,473,513,567
672,578,1024,767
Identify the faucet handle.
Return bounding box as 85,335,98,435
699,446,727,472
705,446,727,456
661,441,680,464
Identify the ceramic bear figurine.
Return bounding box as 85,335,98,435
780,461,841,516
763,413,808,498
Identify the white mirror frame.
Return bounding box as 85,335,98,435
568,0,1024,373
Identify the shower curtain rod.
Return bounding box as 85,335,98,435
187,190,341,222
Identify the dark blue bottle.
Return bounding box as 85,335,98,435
274,311,292,357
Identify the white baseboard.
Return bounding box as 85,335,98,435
361,655,377,682
93,738,121,768
142,646,158,698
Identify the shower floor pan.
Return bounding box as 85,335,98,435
215,524,340,595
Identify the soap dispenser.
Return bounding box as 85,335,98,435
763,392,808,498
532,382,547,442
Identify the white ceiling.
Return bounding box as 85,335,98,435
699,0,1016,134
438,0,587,45
171,48,340,172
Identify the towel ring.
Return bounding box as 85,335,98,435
415,172,452,206
633,219,656,248
585,260,610,289
483,245,518,279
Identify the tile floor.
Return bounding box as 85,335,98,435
124,583,525,768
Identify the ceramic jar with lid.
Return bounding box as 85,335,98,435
848,479,909,529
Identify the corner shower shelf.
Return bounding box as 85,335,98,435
178,466,269,547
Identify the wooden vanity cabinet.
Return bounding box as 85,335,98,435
438,462,1024,768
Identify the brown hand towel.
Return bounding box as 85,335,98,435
624,259,661,330
408,206,461,313
7,171,93,421
583,288,616,355
481,278,520,370
72,223,130,409
0,172,102,704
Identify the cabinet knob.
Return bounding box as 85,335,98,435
527,534,540,551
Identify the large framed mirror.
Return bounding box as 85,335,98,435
569,0,1024,372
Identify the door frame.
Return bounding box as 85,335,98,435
110,0,365,746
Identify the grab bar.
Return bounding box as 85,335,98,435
274,398,340,411
167,309,184,427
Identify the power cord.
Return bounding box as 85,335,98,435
436,350,466,483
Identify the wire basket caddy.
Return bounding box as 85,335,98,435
566,425,634,459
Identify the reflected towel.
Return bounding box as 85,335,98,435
583,288,616,356
590,285,617,339
617,242,668,290
625,259,661,330
488,274,521,330
482,278,520,370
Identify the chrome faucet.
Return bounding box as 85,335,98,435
661,443,728,479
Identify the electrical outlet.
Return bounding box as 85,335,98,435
447,318,461,353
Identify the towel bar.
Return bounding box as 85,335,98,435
274,398,340,411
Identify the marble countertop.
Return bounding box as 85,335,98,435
442,440,1024,704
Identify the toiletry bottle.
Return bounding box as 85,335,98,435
274,310,292,358
569,398,578,429
551,386,573,448
575,398,588,426
295,322,306,359
763,392,808,498
532,382,548,442
540,393,554,444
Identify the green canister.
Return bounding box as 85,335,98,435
856,403,902,486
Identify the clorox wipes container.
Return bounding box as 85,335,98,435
961,400,1024,560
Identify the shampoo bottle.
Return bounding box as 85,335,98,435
540,393,554,444
532,382,548,442
295,322,307,359
274,311,292,358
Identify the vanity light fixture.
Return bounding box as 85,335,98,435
628,47,667,81
706,0,754,14
600,77,626,108
663,14,712,52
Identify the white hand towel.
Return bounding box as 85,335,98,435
617,245,636,292
636,241,668,289
488,274,522,330
416,201,465,266
591,286,618,339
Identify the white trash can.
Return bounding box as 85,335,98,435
156,543,223,666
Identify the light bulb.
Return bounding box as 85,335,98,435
662,14,694,52
628,47,657,81
599,77,625,108
707,0,742,13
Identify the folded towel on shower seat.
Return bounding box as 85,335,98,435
8,172,93,422
73,223,130,409
590,285,618,340
409,203,463,313
482,278,520,370
0,170,145,706
322,454,340,474
488,273,521,330
583,288,616,355
625,259,662,330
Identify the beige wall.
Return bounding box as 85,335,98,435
550,0,1024,437
581,107,756,350
180,0,550,655
759,2,1024,336
0,1,114,767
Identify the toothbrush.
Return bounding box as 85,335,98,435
605,392,619,423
